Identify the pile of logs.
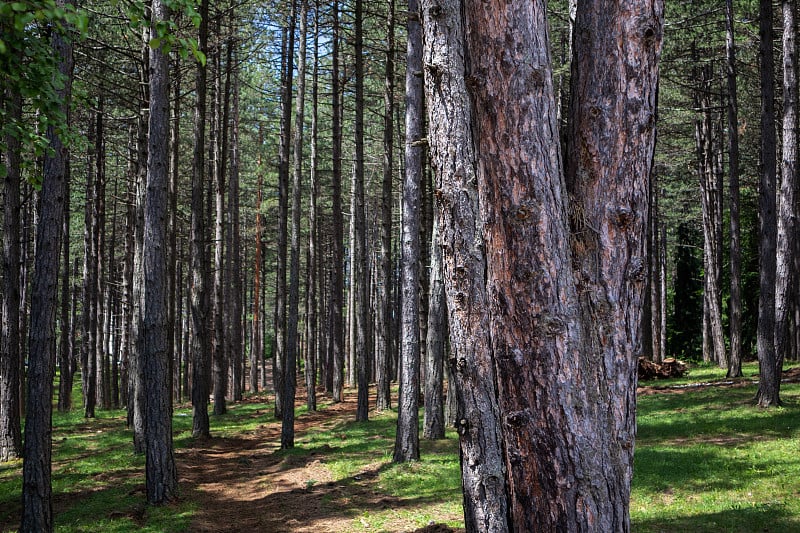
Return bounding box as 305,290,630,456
638,357,688,381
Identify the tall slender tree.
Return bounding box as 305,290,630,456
140,0,178,502
1,92,23,462
725,0,743,378
191,0,212,438
21,0,74,524
756,0,780,407
393,0,423,460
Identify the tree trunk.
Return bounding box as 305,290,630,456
21,3,73,523
774,0,797,390
275,17,296,419
393,0,423,460
1,90,23,461
168,56,181,405
212,24,232,416
756,0,780,407
421,0,508,524
330,0,345,403
191,0,212,437
354,0,369,423
695,65,727,368
305,0,320,412
283,0,305,449
141,1,178,501
83,112,98,419
376,0,395,412
424,0,662,528
228,47,243,404
424,218,446,440
726,0,743,378
58,157,74,412
252,125,264,394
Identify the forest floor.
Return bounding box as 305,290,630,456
176,383,461,533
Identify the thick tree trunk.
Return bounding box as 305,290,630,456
424,0,662,528
83,113,98,419
21,6,73,524
169,57,181,405
726,0,743,378
756,0,780,407
775,0,797,387
191,0,212,437
1,91,23,461
421,0,509,525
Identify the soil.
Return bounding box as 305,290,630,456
175,386,460,533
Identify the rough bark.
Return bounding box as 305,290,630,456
141,2,178,501
353,0,369,423
274,17,295,419
424,218,446,440
305,0,320,412
21,6,73,524
756,0,780,407
393,0,423,458
774,0,797,389
726,0,743,378
421,0,509,525
1,91,22,462
330,0,345,403
191,0,212,437
283,0,305,449
252,125,264,394
227,51,243,404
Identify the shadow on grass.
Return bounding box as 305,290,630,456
634,503,797,533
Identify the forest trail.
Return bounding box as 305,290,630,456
175,384,453,533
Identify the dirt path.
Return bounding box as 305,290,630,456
175,388,419,533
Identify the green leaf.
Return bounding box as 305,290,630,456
149,37,161,49
193,49,206,67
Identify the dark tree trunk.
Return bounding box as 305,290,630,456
212,25,232,416
283,0,305,449
169,56,181,405
424,218,446,440
775,0,797,386
756,0,780,407
421,0,509,524
1,91,23,461
252,125,264,394
726,0,743,378
228,49,243,404
305,0,320,412
83,112,98,419
191,0,212,437
330,0,345,403
353,0,369,423
58,158,73,412
21,4,73,524
376,0,395,412
141,0,178,502
275,16,296,419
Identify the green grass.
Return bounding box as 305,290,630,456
2,362,799,532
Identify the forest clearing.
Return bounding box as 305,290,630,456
2,362,799,532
